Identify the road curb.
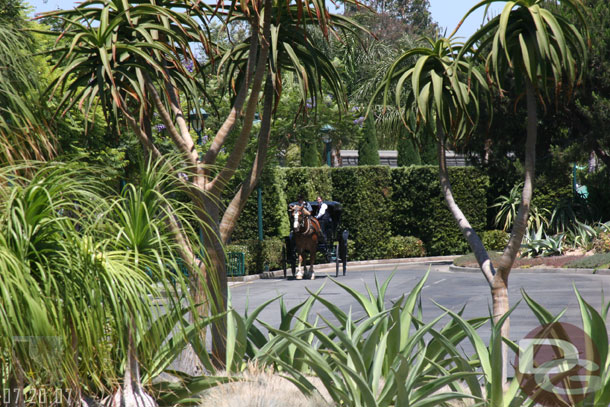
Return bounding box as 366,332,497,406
448,265,610,275
228,255,459,283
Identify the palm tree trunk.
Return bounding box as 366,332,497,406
436,123,512,383
198,200,227,368
110,321,157,407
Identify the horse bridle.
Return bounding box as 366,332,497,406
293,206,308,233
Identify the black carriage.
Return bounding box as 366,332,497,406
282,200,349,278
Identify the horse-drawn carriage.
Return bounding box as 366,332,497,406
282,200,349,279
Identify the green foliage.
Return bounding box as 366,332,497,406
358,115,380,165
0,160,202,396
418,130,438,165
230,238,285,274
283,167,333,205
391,166,489,255
491,182,552,234
332,166,392,260
231,166,290,241
518,289,610,407
383,236,425,258
584,168,610,221
230,165,490,260
254,271,485,407
565,253,610,269
300,139,321,167
533,181,573,221
396,132,420,166
521,227,565,258
481,230,509,251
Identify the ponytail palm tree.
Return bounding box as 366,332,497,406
41,0,368,365
0,160,203,406
373,35,492,279
377,0,588,386
460,0,587,382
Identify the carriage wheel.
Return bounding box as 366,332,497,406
335,243,340,277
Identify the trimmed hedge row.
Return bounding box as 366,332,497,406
391,166,489,255
229,165,490,268
331,166,392,260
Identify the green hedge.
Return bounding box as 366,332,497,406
391,166,489,255
228,165,490,263
332,166,392,260
283,167,333,204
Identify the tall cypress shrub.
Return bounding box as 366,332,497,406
301,140,321,167
419,131,438,165
358,116,380,165
397,132,421,166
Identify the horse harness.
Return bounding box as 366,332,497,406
293,207,322,238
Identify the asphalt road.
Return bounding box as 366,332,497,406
229,261,610,350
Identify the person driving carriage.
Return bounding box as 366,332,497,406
315,195,332,244
290,194,312,215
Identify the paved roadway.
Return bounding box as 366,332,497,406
229,261,610,349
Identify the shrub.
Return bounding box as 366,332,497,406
391,166,488,255
301,139,321,167
332,166,392,260
357,116,380,165
229,165,489,260
396,133,420,166
229,238,284,274
384,236,426,259
283,167,333,205
481,230,509,251
230,166,289,240
260,237,284,271
593,232,610,253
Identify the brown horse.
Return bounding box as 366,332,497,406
290,205,322,280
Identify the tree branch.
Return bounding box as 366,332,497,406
437,124,495,286
209,5,272,196
145,80,198,170
220,73,274,242
202,27,260,169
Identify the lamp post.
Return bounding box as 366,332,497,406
320,124,334,167
188,107,208,145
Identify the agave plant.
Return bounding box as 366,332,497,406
521,226,565,258
248,271,488,407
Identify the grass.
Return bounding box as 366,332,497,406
198,364,332,407
452,252,601,269
563,252,610,269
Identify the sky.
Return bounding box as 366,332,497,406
25,0,504,39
